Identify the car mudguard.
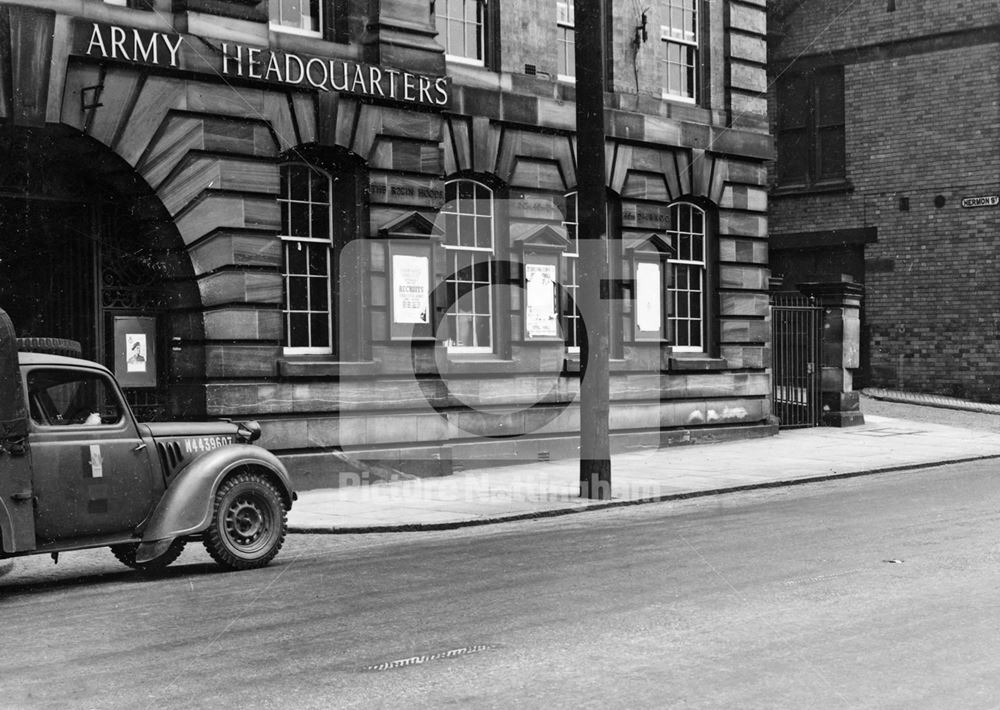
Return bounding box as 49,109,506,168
134,445,295,563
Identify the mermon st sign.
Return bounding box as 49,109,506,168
74,21,451,109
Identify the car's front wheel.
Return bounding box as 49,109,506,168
203,471,287,571
111,539,186,574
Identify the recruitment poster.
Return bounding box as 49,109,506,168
392,253,430,325
525,263,558,339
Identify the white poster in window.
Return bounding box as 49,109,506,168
392,254,430,324
126,334,147,373
525,263,558,338
635,261,662,333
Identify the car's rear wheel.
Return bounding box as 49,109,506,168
203,471,287,571
111,539,186,574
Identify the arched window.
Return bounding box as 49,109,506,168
279,162,334,353
667,202,707,351
441,178,494,352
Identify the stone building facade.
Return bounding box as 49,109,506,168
769,1,1000,400
0,0,772,482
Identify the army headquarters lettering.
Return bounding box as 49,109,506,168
77,21,451,109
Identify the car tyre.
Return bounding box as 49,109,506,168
111,539,186,574
203,471,287,571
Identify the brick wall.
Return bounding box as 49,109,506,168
774,0,999,58
771,1,1000,400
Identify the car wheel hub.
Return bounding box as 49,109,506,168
226,497,267,545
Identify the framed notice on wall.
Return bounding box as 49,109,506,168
113,316,157,388
522,251,562,342
634,260,664,341
525,263,559,339
389,241,434,341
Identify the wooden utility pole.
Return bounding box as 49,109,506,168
574,0,611,499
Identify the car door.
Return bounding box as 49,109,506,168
0,356,35,552
25,366,159,544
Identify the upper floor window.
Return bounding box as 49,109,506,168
556,2,576,82
661,0,698,102
442,179,495,352
279,163,334,353
270,0,323,37
775,67,846,188
667,202,706,351
436,0,485,66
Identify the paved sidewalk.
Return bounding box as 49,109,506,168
288,413,1000,533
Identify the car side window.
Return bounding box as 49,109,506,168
27,370,125,427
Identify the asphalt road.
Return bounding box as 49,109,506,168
3,459,1000,710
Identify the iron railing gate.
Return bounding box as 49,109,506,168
771,295,823,428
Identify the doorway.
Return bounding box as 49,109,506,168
0,196,98,355
0,126,199,420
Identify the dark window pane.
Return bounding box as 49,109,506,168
444,214,458,246
459,215,474,247
311,170,329,205
474,315,491,348
816,70,844,125
777,130,809,183
288,164,308,200
677,205,690,233
288,276,308,310
473,260,490,283
678,235,692,262
474,182,490,206
286,241,307,274
692,235,703,261
475,217,492,248
311,313,329,347
311,205,328,241
290,203,309,237
308,245,328,276
819,128,846,179
309,275,328,310
777,76,809,128
289,312,309,347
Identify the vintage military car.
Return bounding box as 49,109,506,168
0,308,295,573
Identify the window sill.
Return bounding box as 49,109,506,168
771,180,853,198
668,355,728,372
277,359,379,378
440,358,519,375
562,357,636,374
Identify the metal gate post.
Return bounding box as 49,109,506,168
798,282,866,427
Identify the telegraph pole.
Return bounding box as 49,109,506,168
575,0,611,499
